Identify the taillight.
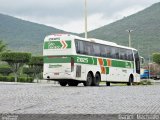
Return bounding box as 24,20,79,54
71,57,74,72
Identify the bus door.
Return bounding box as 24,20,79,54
133,50,140,81
134,51,140,74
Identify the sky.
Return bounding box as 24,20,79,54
0,0,160,33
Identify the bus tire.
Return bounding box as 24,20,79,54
68,81,78,86
93,73,100,86
83,73,93,86
106,82,110,86
127,76,133,86
59,81,67,86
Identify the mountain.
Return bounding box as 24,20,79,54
0,13,72,55
1,2,160,59
83,2,160,60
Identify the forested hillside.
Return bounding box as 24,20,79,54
0,13,71,54
83,2,160,60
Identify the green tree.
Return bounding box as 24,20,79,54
153,53,160,65
23,67,34,78
0,65,12,76
0,52,31,82
29,56,43,83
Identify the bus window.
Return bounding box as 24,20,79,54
84,42,93,56
105,46,111,58
119,48,125,60
111,47,119,59
75,40,80,53
127,50,133,61
75,39,85,54
93,44,100,56
100,45,107,57
115,48,119,59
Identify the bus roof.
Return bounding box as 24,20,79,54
45,34,137,51
74,35,137,51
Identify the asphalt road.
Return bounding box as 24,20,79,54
0,83,160,114
0,82,160,115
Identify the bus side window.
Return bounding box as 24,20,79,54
78,41,84,54
84,42,93,56
119,48,124,60
106,46,111,58
100,45,106,57
111,47,119,59
75,40,85,54
124,49,128,60
75,40,80,54
115,48,119,59
128,50,133,61
93,43,100,56
119,48,127,60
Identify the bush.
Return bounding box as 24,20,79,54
0,76,34,83
23,67,34,77
0,66,12,76
153,53,160,65
7,76,15,82
0,76,7,81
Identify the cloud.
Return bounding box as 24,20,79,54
0,0,159,33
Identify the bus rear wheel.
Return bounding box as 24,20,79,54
93,73,100,86
59,81,67,86
68,81,79,86
83,73,93,86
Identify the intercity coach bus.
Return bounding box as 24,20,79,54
43,34,140,86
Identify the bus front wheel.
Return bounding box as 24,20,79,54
59,81,67,86
83,73,93,86
127,76,133,86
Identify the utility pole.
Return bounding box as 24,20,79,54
126,30,133,47
84,0,88,38
148,41,151,81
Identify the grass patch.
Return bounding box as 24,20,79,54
138,80,152,85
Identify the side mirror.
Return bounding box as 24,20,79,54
140,56,145,65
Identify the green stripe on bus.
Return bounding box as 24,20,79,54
44,56,71,63
105,67,109,74
66,41,71,48
112,60,132,68
43,55,133,69
93,58,97,65
103,59,107,66
73,56,94,64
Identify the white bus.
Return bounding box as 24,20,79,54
43,34,140,86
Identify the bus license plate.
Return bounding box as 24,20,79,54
54,73,59,75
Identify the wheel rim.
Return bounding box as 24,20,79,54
95,75,100,84
128,77,133,86
87,74,92,86
130,77,133,85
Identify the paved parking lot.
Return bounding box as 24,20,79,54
0,82,160,114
